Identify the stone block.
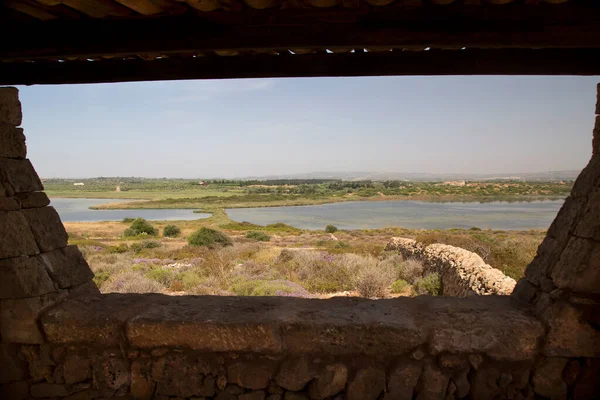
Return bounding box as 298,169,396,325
275,357,317,391
41,294,156,346
551,236,600,294
63,351,92,385
23,206,68,252
510,278,540,305
153,354,215,397
239,391,267,400
0,195,20,210
525,236,563,286
68,280,100,297
21,344,55,383
0,158,43,195
427,297,544,362
228,361,274,390
573,358,600,399
386,361,422,400
573,190,600,241
347,367,385,400
92,354,130,397
0,87,22,126
15,191,50,209
30,382,71,398
0,291,67,343
414,363,449,400
0,125,26,158
307,364,347,400
127,296,283,352
131,359,155,400
571,154,600,199
0,256,56,298
0,210,39,258
541,300,600,357
39,245,94,289
281,297,426,356
0,344,28,384
532,357,568,400
0,380,29,400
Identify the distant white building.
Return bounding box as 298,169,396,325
73,182,85,186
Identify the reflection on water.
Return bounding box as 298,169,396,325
50,198,210,222
227,199,564,230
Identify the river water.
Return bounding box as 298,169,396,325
50,198,211,222
51,197,564,230
226,199,564,230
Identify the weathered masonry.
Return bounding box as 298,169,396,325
2,0,600,399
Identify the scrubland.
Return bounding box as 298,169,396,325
67,216,545,299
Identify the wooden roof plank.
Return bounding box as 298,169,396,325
2,48,600,85
5,0,75,20
57,0,134,17
2,3,600,62
113,0,165,14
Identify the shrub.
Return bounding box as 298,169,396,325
397,258,425,284
391,279,410,294
325,224,338,233
187,227,232,248
102,271,164,294
146,268,175,286
169,280,185,291
163,225,181,238
122,217,135,223
130,242,143,253
109,243,129,254
93,271,111,288
124,218,158,236
141,240,160,249
229,279,310,297
412,273,441,296
334,241,350,249
246,231,271,242
355,261,397,298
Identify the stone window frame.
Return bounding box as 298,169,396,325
1,85,599,399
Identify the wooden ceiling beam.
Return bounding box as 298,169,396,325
1,3,600,61
2,48,600,85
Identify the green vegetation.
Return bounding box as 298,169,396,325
45,178,571,214
123,218,158,237
188,227,232,248
391,279,410,293
110,243,129,254
325,224,338,233
412,273,442,296
246,231,271,242
163,225,181,238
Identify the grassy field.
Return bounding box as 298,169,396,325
66,212,545,298
45,178,571,211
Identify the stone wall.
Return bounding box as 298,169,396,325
0,87,99,396
510,82,600,368
385,237,516,296
1,85,600,399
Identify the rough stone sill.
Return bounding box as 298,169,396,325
41,294,543,362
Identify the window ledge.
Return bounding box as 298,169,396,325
41,294,543,361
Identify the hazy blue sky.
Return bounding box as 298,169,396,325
16,76,599,178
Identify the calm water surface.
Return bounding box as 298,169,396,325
226,200,564,230
50,198,210,222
